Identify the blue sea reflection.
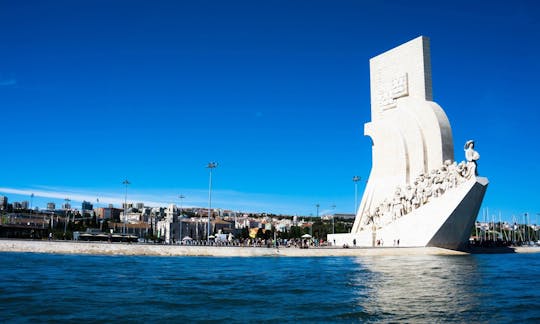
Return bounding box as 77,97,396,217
348,255,482,322
0,253,539,323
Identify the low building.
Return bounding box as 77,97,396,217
81,201,93,211
170,218,208,242
0,196,7,210
214,218,233,233
121,203,133,210
95,207,123,221
120,210,142,224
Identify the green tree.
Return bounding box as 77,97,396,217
101,219,109,232
240,227,249,239
312,219,331,239
289,226,303,238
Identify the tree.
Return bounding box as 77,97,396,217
312,219,331,239
289,226,303,238
263,229,272,240
240,227,249,239
102,219,109,232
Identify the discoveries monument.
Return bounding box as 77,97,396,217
328,36,488,250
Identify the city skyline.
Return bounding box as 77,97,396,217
1,1,539,220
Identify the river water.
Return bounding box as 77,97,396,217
1,252,539,323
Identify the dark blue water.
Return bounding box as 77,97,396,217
1,253,539,323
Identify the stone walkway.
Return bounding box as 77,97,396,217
0,239,476,256
2,239,539,257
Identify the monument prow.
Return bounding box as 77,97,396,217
328,36,488,251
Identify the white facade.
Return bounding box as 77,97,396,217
120,211,142,224
157,204,177,244
353,36,454,231
330,177,487,249
329,36,488,250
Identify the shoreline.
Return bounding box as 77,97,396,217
1,239,539,257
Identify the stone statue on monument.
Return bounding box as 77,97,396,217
464,140,480,176
336,37,489,250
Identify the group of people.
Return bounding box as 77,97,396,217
364,140,481,228
179,237,324,248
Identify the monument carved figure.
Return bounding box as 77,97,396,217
464,140,480,176
328,36,489,250
360,158,480,228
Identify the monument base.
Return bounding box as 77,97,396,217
328,177,488,251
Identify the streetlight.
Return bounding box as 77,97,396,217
122,179,131,235
331,204,336,235
314,204,320,239
179,194,185,242
353,176,361,214
525,213,531,245
524,212,528,243
537,213,540,242
207,162,218,241
63,197,71,235
179,195,185,217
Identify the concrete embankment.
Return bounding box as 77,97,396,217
1,240,539,257
0,239,472,256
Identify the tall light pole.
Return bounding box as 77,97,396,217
122,179,130,235
63,197,71,235
353,176,361,214
179,195,185,217
525,212,530,242
316,204,320,218
30,193,34,212
537,213,540,242
331,204,336,235
207,162,218,241
179,194,185,242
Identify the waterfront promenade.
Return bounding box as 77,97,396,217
1,239,539,256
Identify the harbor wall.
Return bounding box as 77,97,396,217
0,239,469,257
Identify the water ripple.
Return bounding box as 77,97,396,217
1,253,540,322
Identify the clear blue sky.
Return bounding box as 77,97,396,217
1,0,539,221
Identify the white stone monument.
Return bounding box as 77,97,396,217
328,36,488,250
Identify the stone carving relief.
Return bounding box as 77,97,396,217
363,141,480,228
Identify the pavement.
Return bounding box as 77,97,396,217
0,239,479,257
1,240,539,257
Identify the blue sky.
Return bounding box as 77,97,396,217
1,0,539,221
